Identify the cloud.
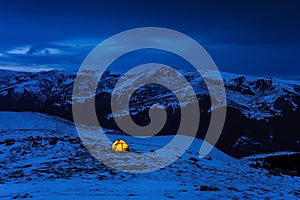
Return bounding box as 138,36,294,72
50,38,101,48
0,65,56,72
7,46,31,55
27,47,62,55
0,39,99,72
7,45,64,56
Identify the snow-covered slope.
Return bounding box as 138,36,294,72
0,112,300,199
0,69,299,157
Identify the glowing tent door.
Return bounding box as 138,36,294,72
111,140,130,152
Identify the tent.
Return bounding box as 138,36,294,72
111,139,130,152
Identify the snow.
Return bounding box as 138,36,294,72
242,151,300,160
0,68,299,121
108,68,300,120
0,112,299,199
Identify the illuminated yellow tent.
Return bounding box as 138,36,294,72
111,139,129,152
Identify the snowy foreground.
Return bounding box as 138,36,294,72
0,112,299,199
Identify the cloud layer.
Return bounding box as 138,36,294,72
0,0,299,79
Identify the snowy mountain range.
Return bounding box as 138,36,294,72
0,69,299,157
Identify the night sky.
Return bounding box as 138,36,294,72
0,0,299,79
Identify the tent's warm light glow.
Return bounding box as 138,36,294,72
111,140,130,152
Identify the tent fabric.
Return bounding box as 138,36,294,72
111,139,130,152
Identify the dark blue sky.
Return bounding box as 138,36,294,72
0,0,299,79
